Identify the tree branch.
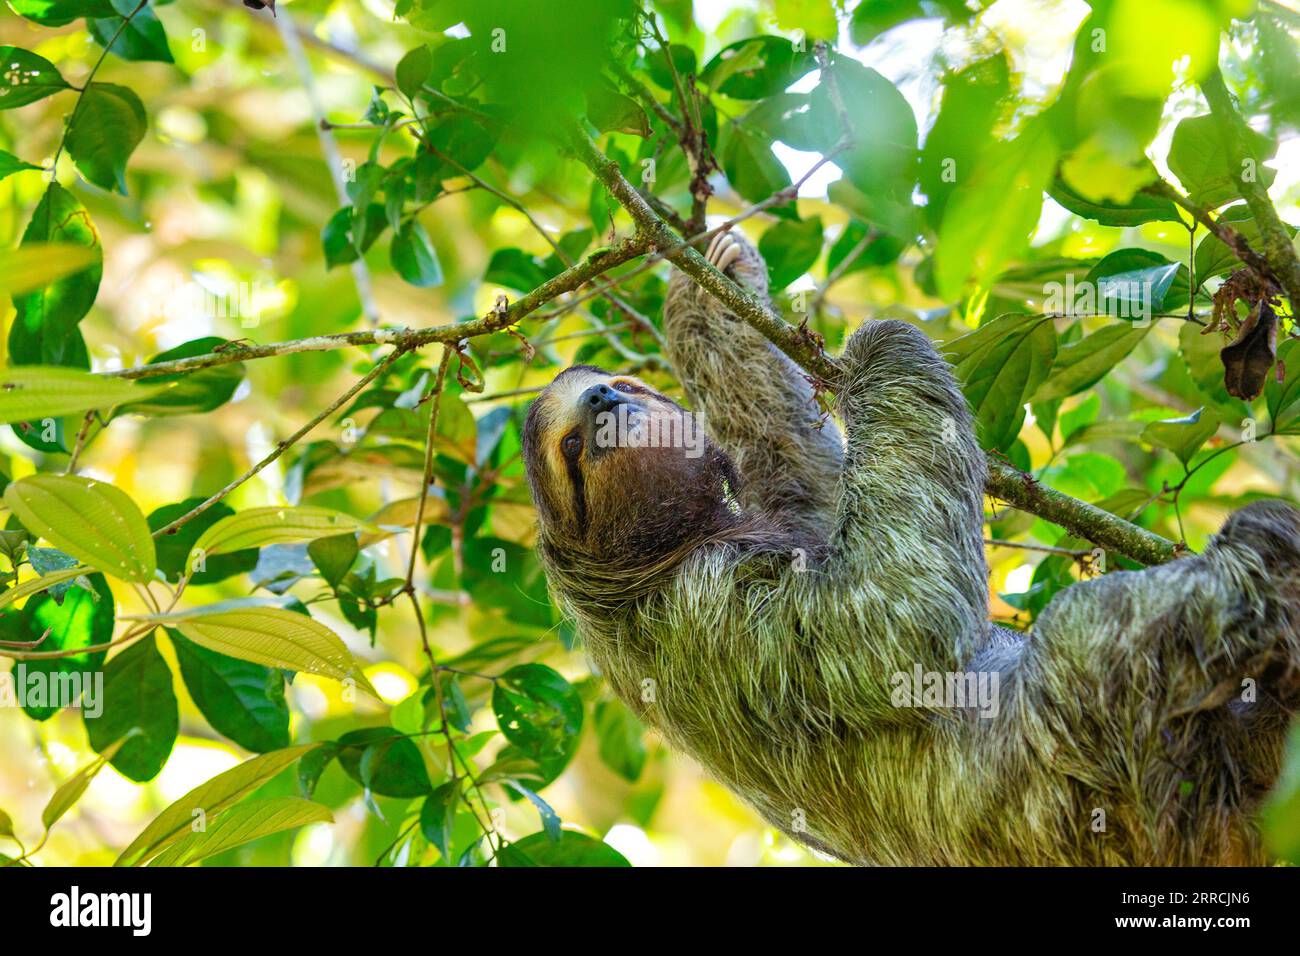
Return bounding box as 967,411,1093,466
567,129,1181,566
1200,66,1300,311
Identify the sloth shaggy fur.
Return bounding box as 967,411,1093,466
522,232,1300,866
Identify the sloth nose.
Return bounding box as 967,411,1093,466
578,383,626,416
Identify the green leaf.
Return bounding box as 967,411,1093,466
0,808,13,840
586,85,650,137
157,605,377,697
948,314,1057,451
4,474,156,581
0,46,70,110
920,55,1010,230
1193,205,1296,286
498,830,630,867
492,663,583,772
1168,113,1275,210
395,44,432,99
117,337,245,416
89,0,173,64
322,204,387,268
1141,408,1220,467
9,572,112,721
147,797,331,867
700,36,816,100
718,121,792,206
504,780,562,841
485,248,549,292
594,698,647,783
1266,338,1300,434
391,220,443,287
115,744,320,866
850,0,973,43
84,634,179,783
65,82,147,195
808,56,917,201
1084,249,1184,316
934,119,1058,300
1034,323,1152,402
0,565,91,613
337,727,432,798
0,148,40,182
9,183,103,367
758,217,823,290
1262,722,1300,864
170,629,290,754
0,366,167,424
147,499,257,585
8,0,116,27
419,780,461,860
191,505,376,561
307,533,359,589
41,735,130,830
1049,174,1179,226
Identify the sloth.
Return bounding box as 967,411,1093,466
522,231,1300,865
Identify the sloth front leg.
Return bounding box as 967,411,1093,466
663,230,843,540
825,319,992,669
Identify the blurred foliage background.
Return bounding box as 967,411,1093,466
1,0,1299,866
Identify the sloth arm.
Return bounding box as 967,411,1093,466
800,318,994,718
662,233,844,539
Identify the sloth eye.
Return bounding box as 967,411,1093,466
561,431,583,460
611,381,637,393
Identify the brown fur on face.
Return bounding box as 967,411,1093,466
522,365,741,567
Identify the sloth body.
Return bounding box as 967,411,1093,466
523,233,1300,865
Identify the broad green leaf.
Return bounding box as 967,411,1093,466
586,85,650,137
504,780,562,842
84,634,178,783
147,797,331,867
191,505,376,561
336,728,432,798
700,36,816,99
920,55,1010,230
594,699,647,783
1266,339,1300,434
1193,205,1296,286
0,366,167,424
718,121,792,206
9,573,112,722
322,204,386,268
41,736,129,831
0,46,69,110
116,744,320,866
1048,174,1179,226
8,0,115,26
395,44,432,99
850,0,973,43
493,663,583,770
391,220,443,287
1084,250,1184,317
934,119,1058,300
9,184,103,367
758,217,823,290
307,533,359,588
4,474,156,581
419,780,461,860
66,82,147,194
498,830,631,867
0,808,13,840
0,148,40,182
163,605,377,697
1167,113,1275,210
0,565,91,612
1141,408,1220,467
148,499,257,585
0,245,101,298
1034,323,1152,402
948,314,1057,451
1178,321,1249,420
170,629,290,754
485,248,549,291
117,337,245,416
89,0,173,64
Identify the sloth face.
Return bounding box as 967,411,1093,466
523,365,737,557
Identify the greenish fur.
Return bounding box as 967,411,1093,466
525,234,1300,865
